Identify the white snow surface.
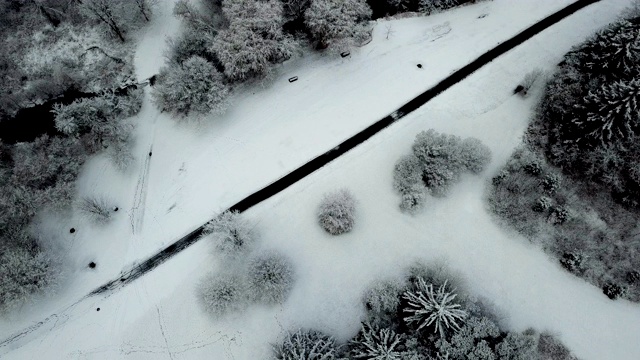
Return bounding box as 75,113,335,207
2,0,640,359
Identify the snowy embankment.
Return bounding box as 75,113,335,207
2,0,639,359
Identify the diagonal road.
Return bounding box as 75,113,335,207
0,0,600,349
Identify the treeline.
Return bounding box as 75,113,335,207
153,0,488,117
0,0,153,312
274,265,578,360
488,7,640,302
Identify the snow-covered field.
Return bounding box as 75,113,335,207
2,0,639,359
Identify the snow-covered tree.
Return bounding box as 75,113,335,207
53,90,140,153
349,323,405,360
79,0,147,42
152,55,230,117
273,329,338,360
571,20,640,78
403,278,467,338
317,189,356,235
304,0,372,49
419,0,459,14
247,252,295,304
459,137,492,174
573,78,640,144
212,24,294,81
393,154,423,194
198,271,248,318
435,316,500,359
202,210,253,256
0,246,55,313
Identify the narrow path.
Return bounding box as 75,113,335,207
88,0,600,294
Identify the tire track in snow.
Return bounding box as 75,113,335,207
0,0,602,349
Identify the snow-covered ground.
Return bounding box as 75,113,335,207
2,0,639,359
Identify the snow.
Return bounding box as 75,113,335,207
2,0,640,359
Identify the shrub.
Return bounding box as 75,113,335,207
198,271,248,318
152,55,230,117
548,206,569,225
403,278,467,338
0,247,56,313
532,196,552,213
537,332,579,360
318,189,356,235
363,280,404,327
541,173,560,194
247,253,295,304
393,154,423,194
523,160,543,176
349,323,405,360
459,137,492,174
273,329,338,360
559,252,584,274
519,68,544,96
602,282,625,300
399,186,429,213
79,196,114,224
435,316,501,359
203,211,254,256
627,270,640,284
495,330,538,360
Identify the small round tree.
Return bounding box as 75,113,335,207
203,211,254,257
247,253,295,304
317,189,356,235
198,272,248,318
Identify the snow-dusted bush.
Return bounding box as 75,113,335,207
203,211,254,257
403,278,467,338
434,315,501,359
459,137,492,174
363,280,404,327
165,26,218,66
152,55,230,117
393,154,423,194
304,0,372,49
247,252,295,304
198,271,248,318
317,189,356,235
273,329,338,360
79,196,114,224
0,247,56,313
519,68,544,96
349,323,405,360
537,332,579,360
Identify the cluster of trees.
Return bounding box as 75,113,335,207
529,15,640,209
0,0,152,312
154,0,493,118
488,147,640,301
198,211,296,317
154,0,374,117
394,129,491,212
273,265,578,359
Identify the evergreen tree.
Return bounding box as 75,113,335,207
573,78,640,144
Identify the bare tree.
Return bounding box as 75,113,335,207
80,0,126,42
